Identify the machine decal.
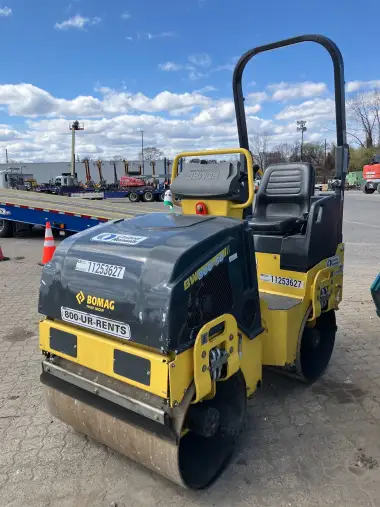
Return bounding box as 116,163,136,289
229,253,238,262
326,255,340,267
76,290,115,312
61,307,130,340
184,246,230,290
75,259,125,279
186,170,220,180
90,232,147,246
260,273,304,289
0,208,11,216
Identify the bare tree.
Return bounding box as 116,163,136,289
273,142,294,163
373,89,380,147
347,92,378,148
138,146,164,161
249,132,269,169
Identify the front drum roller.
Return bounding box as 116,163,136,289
43,369,246,489
296,309,336,383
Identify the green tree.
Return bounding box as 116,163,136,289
348,146,378,171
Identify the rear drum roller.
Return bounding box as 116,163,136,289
43,369,246,489
296,309,337,383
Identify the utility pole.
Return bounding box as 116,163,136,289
5,148,8,164
139,129,144,175
296,120,307,161
69,120,84,177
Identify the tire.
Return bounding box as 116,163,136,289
377,184,380,193
128,192,140,203
158,192,165,202
142,190,155,203
361,183,376,194
0,219,13,238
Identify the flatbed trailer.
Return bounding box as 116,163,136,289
0,189,163,238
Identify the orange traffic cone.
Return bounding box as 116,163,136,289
0,245,9,261
39,222,56,266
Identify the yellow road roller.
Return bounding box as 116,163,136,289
38,34,349,489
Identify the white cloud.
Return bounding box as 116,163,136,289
0,78,377,163
247,92,268,103
158,62,182,71
213,57,238,73
0,6,11,16
54,14,101,30
0,84,211,117
192,100,259,124
188,53,212,68
346,80,380,92
196,86,217,93
188,70,206,81
146,31,178,40
121,12,131,20
268,81,327,101
126,36,133,41
276,98,335,121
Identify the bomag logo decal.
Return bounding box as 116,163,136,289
76,291,85,304
75,291,115,312
184,246,230,291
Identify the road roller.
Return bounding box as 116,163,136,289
38,34,349,489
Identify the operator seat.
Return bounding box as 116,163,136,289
249,163,315,235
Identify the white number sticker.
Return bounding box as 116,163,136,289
75,259,125,279
260,273,304,289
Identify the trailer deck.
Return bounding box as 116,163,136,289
0,189,165,235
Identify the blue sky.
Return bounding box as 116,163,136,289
0,0,379,161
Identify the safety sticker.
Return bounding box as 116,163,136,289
260,273,304,289
75,259,125,279
61,307,130,340
0,208,11,216
91,232,147,246
326,255,340,268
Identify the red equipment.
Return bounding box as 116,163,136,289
362,154,380,194
120,176,146,187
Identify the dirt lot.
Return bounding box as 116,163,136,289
1,192,380,507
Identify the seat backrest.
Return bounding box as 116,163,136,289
253,163,315,218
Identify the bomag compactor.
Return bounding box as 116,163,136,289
38,35,349,489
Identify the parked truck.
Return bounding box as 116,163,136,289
0,168,34,190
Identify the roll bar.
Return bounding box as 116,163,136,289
232,34,349,189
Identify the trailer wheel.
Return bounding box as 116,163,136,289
143,190,155,203
158,192,165,202
128,192,140,203
0,219,13,238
